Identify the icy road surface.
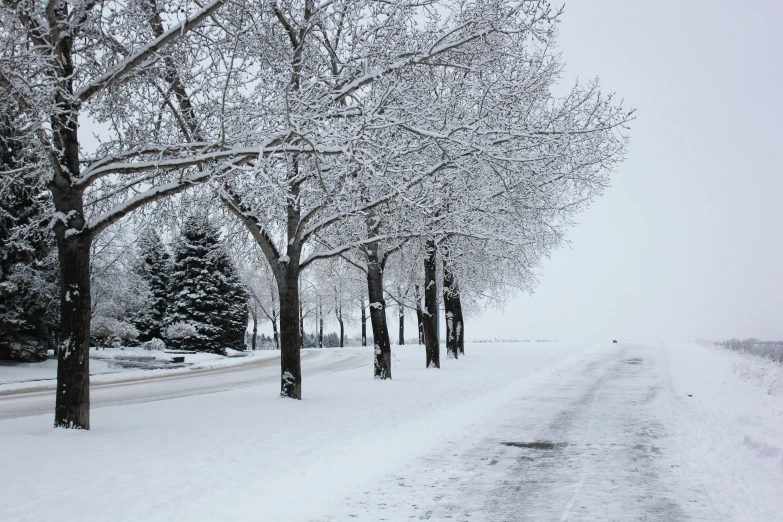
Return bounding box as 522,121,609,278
1,342,781,521
0,349,367,419
318,344,688,521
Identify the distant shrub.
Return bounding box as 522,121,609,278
716,338,783,363
141,338,166,351
91,316,139,347
164,322,199,341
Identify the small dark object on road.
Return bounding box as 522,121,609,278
502,441,568,450
687,394,692,397
171,356,185,363
612,340,618,343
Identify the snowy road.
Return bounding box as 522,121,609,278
315,343,779,521
338,344,686,521
0,349,368,420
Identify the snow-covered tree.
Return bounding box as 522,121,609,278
165,216,248,353
89,223,150,346
0,0,277,428
0,104,58,361
132,230,171,342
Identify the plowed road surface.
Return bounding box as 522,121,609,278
0,349,369,419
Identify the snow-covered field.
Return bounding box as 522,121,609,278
1,342,781,521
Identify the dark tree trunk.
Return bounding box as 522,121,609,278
299,302,304,349
398,286,404,345
53,233,92,429
272,313,279,350
443,250,459,360
422,239,439,369
49,38,93,427
415,284,424,345
366,243,392,379
251,307,258,351
361,298,367,347
318,302,323,348
278,269,302,399
454,294,465,356
336,306,344,347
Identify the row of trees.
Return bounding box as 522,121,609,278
1,0,631,429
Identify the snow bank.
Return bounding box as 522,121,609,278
664,342,783,521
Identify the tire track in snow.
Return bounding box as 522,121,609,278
478,345,685,521
318,344,690,521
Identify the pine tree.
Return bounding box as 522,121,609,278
133,231,171,342
218,258,250,350
0,101,58,362
164,216,248,353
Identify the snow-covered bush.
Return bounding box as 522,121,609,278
729,352,783,396
141,338,166,352
716,338,783,363
91,316,139,347
164,321,199,341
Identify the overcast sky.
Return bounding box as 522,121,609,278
469,0,783,342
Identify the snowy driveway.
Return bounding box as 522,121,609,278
0,349,368,419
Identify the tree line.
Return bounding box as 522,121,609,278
0,0,632,429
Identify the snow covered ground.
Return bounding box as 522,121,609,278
1,342,781,521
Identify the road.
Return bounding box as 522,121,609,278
0,349,370,420
320,343,705,521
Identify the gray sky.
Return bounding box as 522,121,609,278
471,0,783,342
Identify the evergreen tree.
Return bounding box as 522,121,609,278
0,100,58,361
164,216,248,353
219,258,250,350
133,231,171,342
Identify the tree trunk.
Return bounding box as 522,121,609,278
398,286,404,345
366,243,392,379
415,284,424,345
299,302,304,349
53,233,92,429
443,251,459,360
49,46,92,427
337,306,344,347
422,239,439,369
278,270,302,399
318,301,323,348
454,294,465,356
272,313,279,350
361,299,367,347
251,306,258,351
